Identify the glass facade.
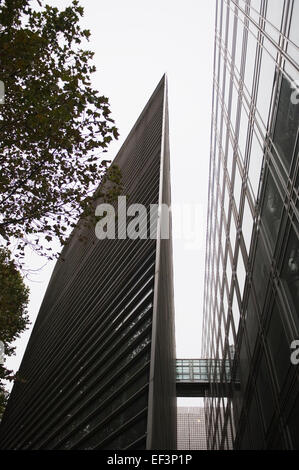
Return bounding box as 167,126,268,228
203,0,299,450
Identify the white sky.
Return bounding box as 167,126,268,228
6,1,215,404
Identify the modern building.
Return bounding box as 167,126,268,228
177,407,207,450
202,0,299,449
0,76,177,450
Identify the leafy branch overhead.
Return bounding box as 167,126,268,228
0,0,121,260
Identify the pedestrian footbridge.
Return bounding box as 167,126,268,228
176,358,239,397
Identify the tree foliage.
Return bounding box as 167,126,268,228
0,247,30,418
0,0,120,260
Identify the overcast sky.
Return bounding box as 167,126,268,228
6,1,215,406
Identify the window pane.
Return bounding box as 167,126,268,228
261,170,283,249
267,302,290,391
253,235,270,311
272,76,299,173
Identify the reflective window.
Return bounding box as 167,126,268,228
288,395,299,449
265,0,284,41
215,0,222,32
250,0,262,20
222,124,228,156
288,0,299,65
261,170,283,249
242,196,253,254
226,254,233,288
281,226,299,320
219,54,225,97
247,392,265,449
226,141,234,175
234,12,244,74
238,106,249,161
238,336,250,390
227,4,235,58
272,76,299,173
224,180,230,217
232,290,240,333
256,351,275,429
219,158,224,191
253,235,270,311
267,301,290,392
234,164,243,210
244,30,257,95
230,216,237,252
230,82,239,130
236,252,246,298
225,73,231,112
245,294,259,357
256,47,276,130
221,1,228,43
248,129,263,200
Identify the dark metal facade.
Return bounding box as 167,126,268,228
203,0,299,450
0,76,176,450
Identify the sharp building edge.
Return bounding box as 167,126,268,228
0,75,176,450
